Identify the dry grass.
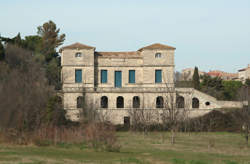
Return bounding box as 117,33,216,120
0,132,250,164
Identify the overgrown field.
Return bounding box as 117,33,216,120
0,132,250,164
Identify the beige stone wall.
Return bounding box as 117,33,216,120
97,66,144,88
61,49,94,66
247,68,250,80
62,48,95,88
98,58,143,67
63,89,244,123
62,66,94,88
141,49,174,66
238,70,246,82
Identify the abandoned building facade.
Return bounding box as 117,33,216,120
60,42,243,124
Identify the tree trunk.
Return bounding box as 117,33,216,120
171,129,175,144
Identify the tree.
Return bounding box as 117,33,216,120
193,67,200,90
13,33,23,47
0,41,5,61
223,81,243,101
0,44,53,130
22,35,42,52
200,75,224,100
161,88,190,144
46,58,61,89
245,79,250,87
37,20,65,62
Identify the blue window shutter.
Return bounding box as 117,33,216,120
75,69,82,83
101,70,108,83
115,71,122,88
129,70,135,83
155,70,162,83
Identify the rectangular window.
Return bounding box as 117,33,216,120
129,70,135,83
115,71,122,88
101,70,108,83
155,70,162,83
75,69,82,83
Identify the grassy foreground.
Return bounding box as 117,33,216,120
0,132,250,164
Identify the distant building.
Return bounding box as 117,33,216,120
181,68,205,81
181,68,238,81
238,64,250,83
207,70,238,81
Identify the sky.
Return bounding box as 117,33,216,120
0,0,250,73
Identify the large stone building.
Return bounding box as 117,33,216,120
60,42,244,124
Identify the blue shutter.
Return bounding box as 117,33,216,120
101,70,108,83
115,71,122,88
155,70,162,83
129,70,135,83
75,69,82,83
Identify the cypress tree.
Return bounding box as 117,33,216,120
0,41,5,61
193,66,200,90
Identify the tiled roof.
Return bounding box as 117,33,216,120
207,71,238,78
95,51,142,59
138,43,176,51
59,42,95,52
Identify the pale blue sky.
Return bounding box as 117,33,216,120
0,0,250,72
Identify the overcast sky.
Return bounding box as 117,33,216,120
0,0,249,72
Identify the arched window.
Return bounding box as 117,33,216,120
133,96,140,108
77,96,84,108
176,96,185,108
101,96,108,108
117,96,124,108
192,97,199,108
156,96,164,108
75,52,82,57
155,53,162,58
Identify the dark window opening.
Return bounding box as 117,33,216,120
75,52,82,57
155,53,162,58
205,102,210,106
117,96,124,108
156,96,164,108
133,96,140,108
176,96,185,108
77,96,84,108
192,98,199,108
124,117,130,127
101,96,108,108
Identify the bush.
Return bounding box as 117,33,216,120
182,109,249,132
84,122,121,152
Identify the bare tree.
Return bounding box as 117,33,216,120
236,86,250,146
128,107,160,135
0,44,53,130
160,76,191,144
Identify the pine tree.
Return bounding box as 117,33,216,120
37,20,65,62
193,66,200,90
0,41,5,61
